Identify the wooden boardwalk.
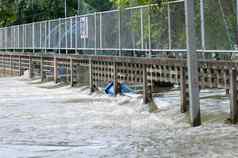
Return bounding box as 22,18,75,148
0,52,237,125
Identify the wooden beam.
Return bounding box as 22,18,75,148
53,56,57,83
143,64,148,104
70,57,74,87
230,68,238,124
180,67,189,113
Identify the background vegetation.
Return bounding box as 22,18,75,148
0,0,237,49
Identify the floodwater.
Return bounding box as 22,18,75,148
0,77,238,158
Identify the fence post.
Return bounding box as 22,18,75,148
58,18,61,55
70,17,73,49
148,6,152,58
75,16,78,54
40,22,42,51
33,23,35,53
140,7,144,51
230,68,238,124
48,21,51,51
23,25,25,53
119,9,122,56
99,13,102,50
94,12,97,55
185,0,201,126
200,0,206,58
168,4,172,50
18,25,20,50
13,26,16,53
45,22,47,54
65,18,68,55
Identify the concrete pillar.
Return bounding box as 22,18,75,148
89,58,94,92
143,64,148,104
70,57,74,87
18,56,21,76
40,56,44,82
230,68,238,124
53,56,57,83
180,67,189,113
185,0,201,126
113,61,118,96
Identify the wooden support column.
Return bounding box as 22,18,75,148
40,56,44,82
70,57,74,87
180,67,189,113
113,61,118,96
89,58,94,92
143,64,148,104
28,56,33,79
230,68,238,124
18,56,21,76
10,55,13,76
53,56,57,83
3,56,6,75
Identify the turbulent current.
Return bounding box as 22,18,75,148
0,77,238,158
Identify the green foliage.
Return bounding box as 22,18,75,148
0,0,16,26
0,0,237,50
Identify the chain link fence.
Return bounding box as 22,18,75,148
0,0,237,57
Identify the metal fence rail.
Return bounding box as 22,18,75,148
0,0,237,56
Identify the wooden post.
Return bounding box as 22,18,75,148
180,67,189,113
18,56,21,76
3,55,6,75
70,57,74,87
40,56,44,82
10,55,13,76
230,68,238,124
29,56,33,79
143,64,148,104
113,61,118,96
89,58,94,92
53,56,57,83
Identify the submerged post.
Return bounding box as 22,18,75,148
10,55,13,76
180,66,189,113
89,58,94,92
143,64,148,104
53,56,57,83
40,56,44,82
185,0,201,126
70,57,74,87
230,68,238,124
29,56,33,79
113,61,118,96
18,56,21,76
